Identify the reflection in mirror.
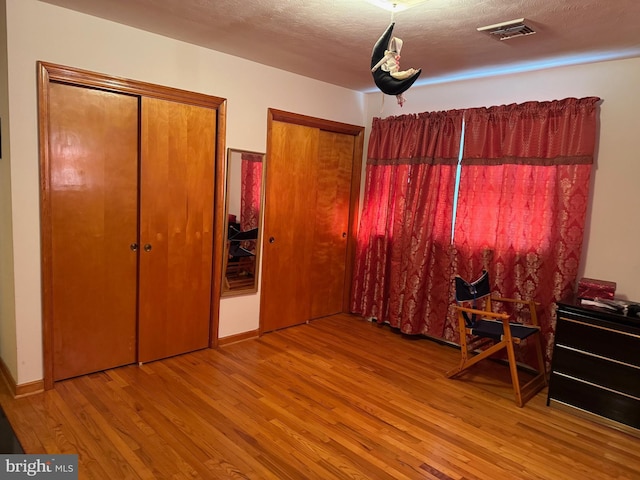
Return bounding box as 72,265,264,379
222,148,265,296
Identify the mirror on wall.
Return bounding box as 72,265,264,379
221,148,265,296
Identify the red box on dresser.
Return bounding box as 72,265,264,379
576,277,616,300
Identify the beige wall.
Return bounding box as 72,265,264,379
0,0,18,382
3,0,365,384
365,56,640,301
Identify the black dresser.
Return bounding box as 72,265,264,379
547,297,640,436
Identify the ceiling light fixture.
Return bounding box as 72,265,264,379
364,0,429,12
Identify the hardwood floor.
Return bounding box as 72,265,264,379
1,314,639,479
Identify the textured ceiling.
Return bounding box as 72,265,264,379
39,0,640,92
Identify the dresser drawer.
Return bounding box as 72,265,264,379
552,346,640,397
555,317,640,367
549,373,640,429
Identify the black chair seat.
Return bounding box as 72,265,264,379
229,244,255,258
471,319,539,341
230,227,259,241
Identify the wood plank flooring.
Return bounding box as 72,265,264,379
1,314,639,479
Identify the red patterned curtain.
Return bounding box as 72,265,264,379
453,97,600,364
240,153,263,231
351,111,463,337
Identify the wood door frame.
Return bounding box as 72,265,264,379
260,109,364,334
37,62,227,390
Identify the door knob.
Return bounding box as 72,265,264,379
130,243,138,251
143,243,152,252
269,236,275,243
342,232,347,238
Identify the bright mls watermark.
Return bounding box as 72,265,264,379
1,455,78,479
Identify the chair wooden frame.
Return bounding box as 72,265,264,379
446,295,547,407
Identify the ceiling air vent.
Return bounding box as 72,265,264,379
477,18,536,41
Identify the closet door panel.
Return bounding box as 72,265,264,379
139,97,215,362
310,131,354,319
49,83,138,380
261,121,318,332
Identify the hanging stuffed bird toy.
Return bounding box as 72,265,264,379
371,22,421,106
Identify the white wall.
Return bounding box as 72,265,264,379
365,56,640,302
227,151,243,224
2,0,365,384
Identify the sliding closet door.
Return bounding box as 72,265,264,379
309,131,355,319
262,113,363,333
49,83,138,380
261,121,319,331
138,97,216,363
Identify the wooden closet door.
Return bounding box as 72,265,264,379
138,97,216,363
309,131,355,318
261,121,319,332
49,83,138,380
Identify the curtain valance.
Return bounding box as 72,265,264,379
462,96,601,165
367,110,464,166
